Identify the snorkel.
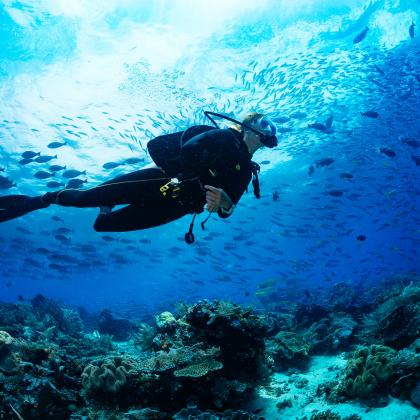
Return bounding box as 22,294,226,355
204,111,278,148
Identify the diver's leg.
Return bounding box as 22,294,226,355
44,168,170,208
93,199,188,232
0,195,49,223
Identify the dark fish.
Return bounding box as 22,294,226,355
277,127,293,133
101,235,117,242
316,158,334,167
34,170,55,179
102,162,122,170
380,147,396,158
356,235,366,241
401,137,420,149
16,227,31,234
0,175,16,189
66,178,87,188
374,64,385,75
272,116,290,123
308,122,327,131
51,216,64,222
353,26,369,44
62,169,86,179
35,247,51,254
340,172,353,179
361,111,379,118
47,181,65,188
260,160,270,165
54,227,73,234
308,165,314,176
124,157,144,165
21,151,40,159
49,165,66,172
54,234,71,243
34,154,57,163
412,155,420,166
47,141,66,149
327,190,343,197
409,22,415,39
0,167,4,172
19,158,34,165
272,191,280,202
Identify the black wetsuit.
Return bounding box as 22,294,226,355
2,126,257,232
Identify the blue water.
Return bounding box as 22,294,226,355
0,0,418,317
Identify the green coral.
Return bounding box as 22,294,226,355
81,356,136,393
340,345,396,398
174,358,223,378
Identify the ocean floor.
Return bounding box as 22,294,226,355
249,355,420,420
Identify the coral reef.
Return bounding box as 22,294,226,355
0,278,418,418
360,283,420,349
266,331,310,369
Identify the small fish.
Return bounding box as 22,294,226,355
324,114,333,129
0,167,4,172
308,122,327,131
54,227,73,234
101,235,117,242
21,151,40,159
401,137,420,149
356,235,366,241
353,26,369,44
380,147,396,158
277,127,293,133
66,178,87,188
272,116,290,124
361,111,379,118
308,165,314,176
0,175,16,189
51,215,64,222
316,158,334,167
47,141,66,149
34,170,55,179
412,155,420,166
290,111,307,119
340,172,353,179
34,154,57,163
260,160,270,165
54,234,71,243
327,190,343,197
49,165,67,172
47,181,65,188
62,169,86,179
19,158,34,165
124,157,144,165
16,226,31,234
272,191,280,202
409,22,415,39
102,162,122,170
374,64,385,75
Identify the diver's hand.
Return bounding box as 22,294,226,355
204,185,233,212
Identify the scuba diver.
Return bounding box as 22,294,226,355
0,111,277,243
